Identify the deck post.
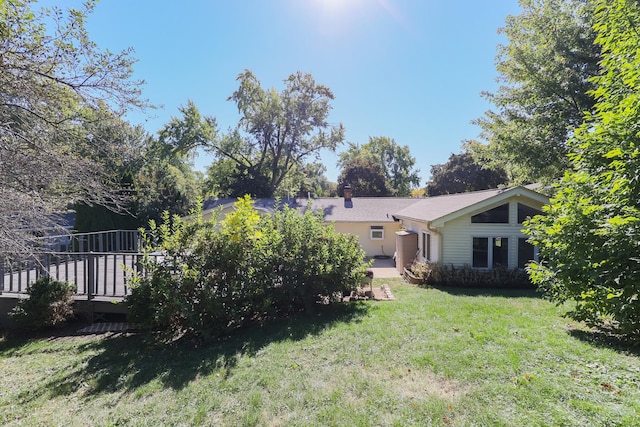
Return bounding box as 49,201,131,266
87,252,95,300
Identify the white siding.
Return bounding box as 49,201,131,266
440,197,544,268
401,195,545,269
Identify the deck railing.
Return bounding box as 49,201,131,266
0,251,163,299
39,229,142,253
0,230,156,301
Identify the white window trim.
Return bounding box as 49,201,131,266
472,236,510,269
421,231,431,261
370,225,384,240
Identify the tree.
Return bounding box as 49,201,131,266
526,0,640,339
338,136,420,196
1,0,144,259
74,104,147,232
156,100,217,159
274,162,337,198
425,151,508,196
337,157,390,197
134,102,211,225
207,70,344,198
469,0,601,185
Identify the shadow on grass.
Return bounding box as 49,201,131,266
568,327,640,357
3,301,371,402
428,285,543,299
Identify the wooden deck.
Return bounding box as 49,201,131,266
1,252,146,299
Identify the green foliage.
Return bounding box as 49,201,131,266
259,203,369,312
338,136,420,196
1,0,144,258
424,150,508,196
127,196,368,341
526,0,640,339
470,0,601,184
406,262,532,288
337,157,390,197
10,277,76,330
156,100,217,158
134,102,213,225
205,70,344,198
274,162,337,198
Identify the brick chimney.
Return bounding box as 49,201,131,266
343,184,352,202
343,184,353,208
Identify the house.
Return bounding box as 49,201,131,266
391,185,548,274
196,185,549,273
197,194,412,258
297,187,418,258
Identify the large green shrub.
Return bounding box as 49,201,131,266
127,196,368,341
526,0,640,339
259,204,367,312
10,277,76,330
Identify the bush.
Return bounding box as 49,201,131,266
258,204,367,313
10,277,76,330
127,196,369,341
405,262,532,288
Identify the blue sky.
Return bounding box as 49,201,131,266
83,0,522,184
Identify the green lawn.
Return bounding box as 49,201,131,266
1,279,639,426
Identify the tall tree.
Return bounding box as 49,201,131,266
469,0,601,184
135,102,212,225
338,136,420,196
337,157,390,197
0,0,144,259
425,151,508,196
207,70,344,197
527,0,640,339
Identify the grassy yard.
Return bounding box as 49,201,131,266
1,279,639,426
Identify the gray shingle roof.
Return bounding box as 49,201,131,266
199,186,547,224
392,188,509,222
297,198,419,222
392,186,548,223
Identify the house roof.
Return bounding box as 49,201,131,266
197,185,548,225
392,185,549,226
297,198,419,222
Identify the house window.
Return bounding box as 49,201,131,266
492,237,509,267
473,237,489,268
473,237,509,268
471,204,510,223
422,232,431,261
370,225,384,240
518,238,536,269
518,203,543,224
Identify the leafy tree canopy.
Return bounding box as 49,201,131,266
338,136,420,196
526,0,640,339
337,157,390,197
134,101,211,226
425,151,508,196
274,162,337,199
0,0,144,259
468,0,601,185
206,70,344,198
